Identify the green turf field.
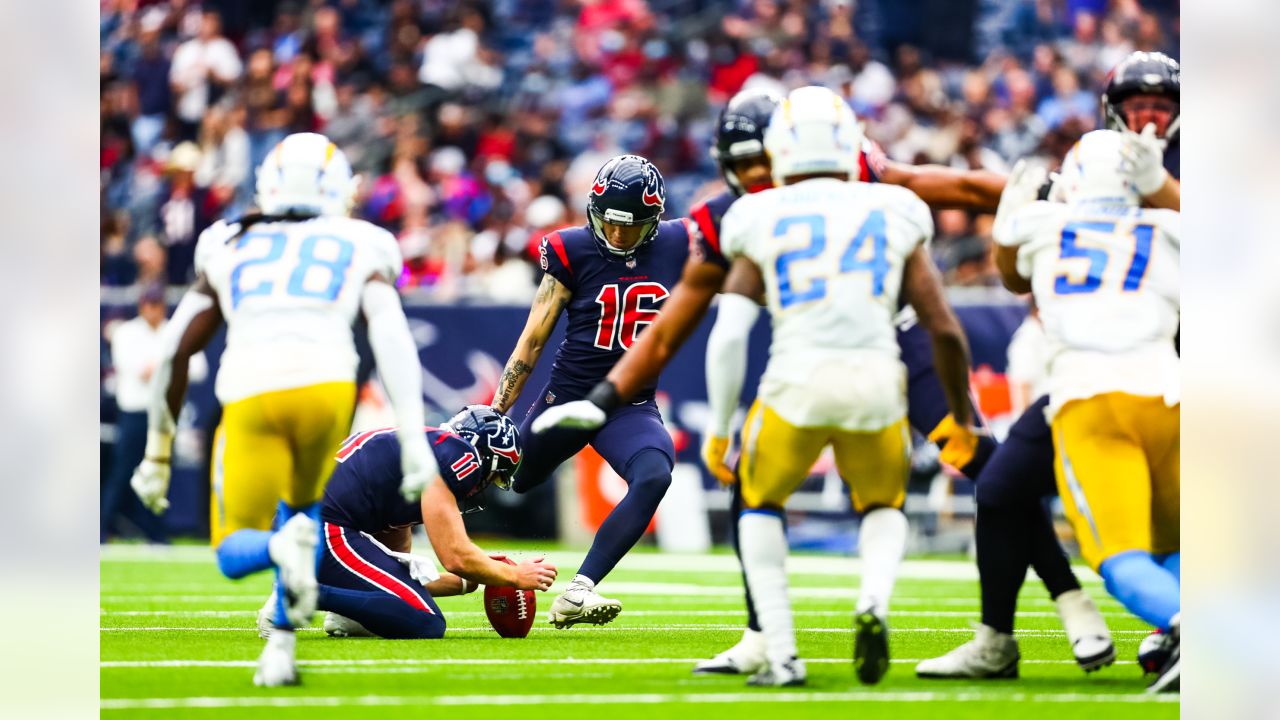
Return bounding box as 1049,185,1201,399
101,543,1178,719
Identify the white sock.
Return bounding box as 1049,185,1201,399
1055,589,1110,640
739,511,796,666
571,574,596,590
856,507,908,617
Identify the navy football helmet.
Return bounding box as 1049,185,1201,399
711,91,780,196
586,154,665,260
443,405,522,513
1102,51,1180,144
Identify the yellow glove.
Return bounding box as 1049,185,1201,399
700,434,736,486
927,414,981,470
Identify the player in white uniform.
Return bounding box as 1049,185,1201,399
705,87,979,687
130,133,439,687
993,130,1180,692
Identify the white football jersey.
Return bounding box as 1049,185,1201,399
720,178,932,430
995,200,1180,420
196,215,403,403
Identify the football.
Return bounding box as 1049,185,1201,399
483,557,535,639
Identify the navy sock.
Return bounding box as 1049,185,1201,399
1027,499,1082,599
318,585,446,639
975,502,1031,634
1099,551,1179,630
271,501,321,630
215,530,274,580
729,481,762,632
577,449,673,583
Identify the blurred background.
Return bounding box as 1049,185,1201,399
97,0,1180,551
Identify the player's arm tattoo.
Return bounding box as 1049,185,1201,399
491,274,570,412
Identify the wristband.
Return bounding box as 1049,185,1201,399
144,430,174,463
585,380,622,413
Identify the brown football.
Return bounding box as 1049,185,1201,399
483,557,535,639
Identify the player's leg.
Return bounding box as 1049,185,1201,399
1137,397,1181,693
830,418,911,685
511,384,594,494
547,404,675,628
693,478,768,675
315,521,447,639
1054,395,1179,633
737,401,827,687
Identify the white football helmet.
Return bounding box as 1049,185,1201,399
763,86,863,185
255,133,358,217
1055,129,1140,206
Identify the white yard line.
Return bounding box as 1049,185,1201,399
101,609,1128,619
103,657,1085,669
101,690,1174,710
100,625,1151,635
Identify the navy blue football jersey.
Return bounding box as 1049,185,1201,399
320,427,481,533
538,220,693,401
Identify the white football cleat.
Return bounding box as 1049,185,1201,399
256,591,277,639
746,656,806,687
853,608,890,685
915,624,1020,679
1054,589,1116,672
1147,614,1180,694
268,513,319,629
547,580,622,629
253,629,299,687
324,612,374,638
693,628,768,675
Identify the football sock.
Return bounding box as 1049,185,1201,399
729,482,762,632
856,507,908,617
1027,499,1082,598
739,509,797,667
272,501,321,631
975,502,1030,634
215,530,274,580
1098,550,1180,631
577,449,672,583
1157,552,1180,581
571,574,595,590
318,585,445,639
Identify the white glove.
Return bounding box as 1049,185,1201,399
400,554,441,585
398,431,438,503
131,458,171,515
531,400,607,434
1120,123,1168,195
994,159,1048,238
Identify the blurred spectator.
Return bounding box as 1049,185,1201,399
156,142,209,284
170,10,243,139
195,103,251,212
131,9,172,155
1036,66,1097,130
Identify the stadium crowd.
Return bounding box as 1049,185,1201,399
100,0,1179,300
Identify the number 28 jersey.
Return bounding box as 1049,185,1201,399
719,179,933,430
195,216,403,404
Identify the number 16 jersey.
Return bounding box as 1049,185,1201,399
195,215,403,404
719,178,933,430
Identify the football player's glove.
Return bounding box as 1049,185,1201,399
927,414,983,471
532,400,607,434
700,434,736,486
1119,123,1168,195
131,457,172,515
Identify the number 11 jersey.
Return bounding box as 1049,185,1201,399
719,178,933,430
195,215,403,404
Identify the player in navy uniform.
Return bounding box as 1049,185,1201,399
491,155,693,628
534,88,1151,676
257,406,557,644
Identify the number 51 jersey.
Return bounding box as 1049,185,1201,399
195,215,404,404
719,178,933,430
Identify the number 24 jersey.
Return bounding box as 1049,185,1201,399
195,215,403,404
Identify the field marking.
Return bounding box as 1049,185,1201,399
100,625,1151,636
100,546,1101,583
101,609,1129,619
102,657,1086,669
101,690,1174,710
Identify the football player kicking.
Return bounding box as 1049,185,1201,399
131,133,440,686
255,406,556,640
535,87,1123,678
992,129,1180,693
491,155,695,628
710,85,978,686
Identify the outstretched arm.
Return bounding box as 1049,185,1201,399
701,258,764,485
133,279,224,514
492,273,571,413
878,161,1007,212
901,246,975,440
